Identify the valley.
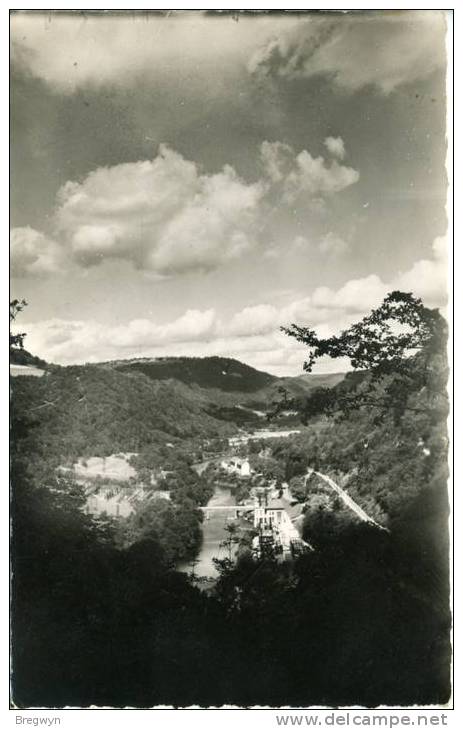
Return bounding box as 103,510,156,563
11,334,451,707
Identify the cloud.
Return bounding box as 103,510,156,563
19,303,341,373
318,231,349,256
228,304,279,337
248,12,447,93
229,235,448,337
23,308,218,363
324,136,345,160
14,139,359,278
10,227,65,277
109,309,218,349
394,235,448,307
292,235,310,251
20,235,447,374
55,144,264,275
260,140,359,203
21,310,298,374
311,275,388,313
284,150,359,202
10,12,301,93
260,140,294,183
432,235,447,261
264,235,312,260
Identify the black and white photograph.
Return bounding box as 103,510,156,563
9,9,452,710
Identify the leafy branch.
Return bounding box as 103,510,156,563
276,291,447,422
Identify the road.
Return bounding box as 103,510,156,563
307,469,389,532
200,505,253,512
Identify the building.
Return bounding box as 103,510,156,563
253,496,311,558
220,457,252,477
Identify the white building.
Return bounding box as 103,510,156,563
253,497,310,556
220,457,252,477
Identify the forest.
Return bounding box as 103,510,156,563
10,293,451,708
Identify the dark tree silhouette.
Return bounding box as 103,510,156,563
278,291,448,421
10,299,28,352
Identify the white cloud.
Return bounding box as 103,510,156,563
324,136,345,160
110,309,218,349
311,275,388,313
10,227,66,277
249,12,447,94
55,145,264,275
229,236,448,338
228,304,279,337
284,150,359,202
24,308,218,364
394,236,448,307
14,140,359,278
260,140,359,204
20,235,447,374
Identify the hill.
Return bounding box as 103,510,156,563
10,347,48,370
295,372,346,389
10,354,347,461
10,364,238,462
109,356,345,411
106,356,347,427
111,355,277,392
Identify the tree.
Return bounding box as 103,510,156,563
279,291,448,421
288,475,308,503
10,299,28,352
220,521,241,561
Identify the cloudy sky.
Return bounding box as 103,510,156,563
10,10,449,375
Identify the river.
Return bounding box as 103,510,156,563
182,428,302,578
178,485,237,579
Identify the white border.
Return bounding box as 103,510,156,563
3,3,457,726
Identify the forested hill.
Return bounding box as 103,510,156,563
10,364,238,462
111,355,277,392
108,355,346,404
10,354,346,461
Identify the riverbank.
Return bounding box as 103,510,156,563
178,485,239,579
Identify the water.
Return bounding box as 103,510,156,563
179,485,237,579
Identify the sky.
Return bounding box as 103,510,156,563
10,10,450,376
